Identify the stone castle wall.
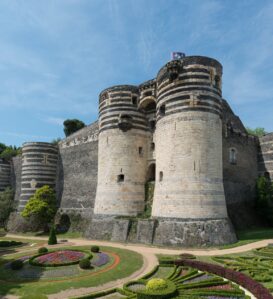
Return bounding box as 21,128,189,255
57,122,99,214
258,133,273,181
0,158,11,191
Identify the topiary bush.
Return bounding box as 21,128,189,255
91,245,100,253
48,226,57,245
146,278,168,291
10,259,24,270
79,258,92,269
38,247,48,254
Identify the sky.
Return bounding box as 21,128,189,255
0,0,273,147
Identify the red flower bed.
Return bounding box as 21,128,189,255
175,259,273,299
31,250,86,266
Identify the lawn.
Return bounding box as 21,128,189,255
0,245,143,298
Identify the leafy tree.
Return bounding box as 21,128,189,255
246,127,267,137
63,119,86,137
51,137,62,145
48,226,57,245
256,175,273,225
0,187,14,229
21,185,57,229
0,143,7,155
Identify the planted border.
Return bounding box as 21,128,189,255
29,249,92,267
175,259,273,299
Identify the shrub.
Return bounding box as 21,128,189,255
48,226,57,245
38,247,48,254
0,240,22,247
20,295,48,299
146,278,168,291
10,259,23,270
91,245,100,253
79,258,91,269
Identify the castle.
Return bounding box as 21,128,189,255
1,55,273,246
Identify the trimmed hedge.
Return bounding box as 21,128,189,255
136,279,177,299
0,240,23,247
79,258,92,269
91,245,100,253
29,249,92,267
175,259,273,299
38,247,48,254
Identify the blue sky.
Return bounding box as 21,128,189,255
0,0,273,146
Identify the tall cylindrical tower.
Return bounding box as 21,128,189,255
18,142,58,211
0,159,11,191
94,85,150,216
152,56,228,220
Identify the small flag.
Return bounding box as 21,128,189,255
171,52,186,60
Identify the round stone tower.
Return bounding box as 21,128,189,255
152,56,228,220
0,158,11,192
18,142,58,211
94,85,150,216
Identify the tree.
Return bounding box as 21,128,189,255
246,127,267,137
51,137,62,145
48,226,57,245
21,185,57,230
256,175,273,225
63,119,85,137
0,187,14,229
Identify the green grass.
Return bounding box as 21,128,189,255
0,245,143,298
219,227,273,249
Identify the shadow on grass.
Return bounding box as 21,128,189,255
237,226,273,241
0,248,46,298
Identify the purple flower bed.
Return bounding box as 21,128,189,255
92,252,109,267
33,250,85,266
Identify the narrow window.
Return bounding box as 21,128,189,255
117,174,124,182
132,96,137,106
159,105,165,116
229,148,237,165
138,147,143,156
151,142,155,151
159,171,163,182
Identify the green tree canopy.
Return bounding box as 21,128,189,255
21,185,57,227
63,119,86,137
246,127,267,137
0,187,14,229
256,175,273,225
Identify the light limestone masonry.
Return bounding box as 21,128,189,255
152,112,227,219
94,129,150,216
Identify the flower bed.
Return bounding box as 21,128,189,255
29,250,91,267
91,252,109,267
176,259,273,299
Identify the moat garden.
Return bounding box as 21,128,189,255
1,228,273,299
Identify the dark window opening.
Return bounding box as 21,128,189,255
151,142,155,151
215,75,220,88
144,90,153,97
169,71,178,81
149,120,156,130
229,148,237,165
159,171,163,182
139,147,143,156
132,96,137,106
159,105,166,116
118,114,133,131
117,174,124,182
147,163,156,182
